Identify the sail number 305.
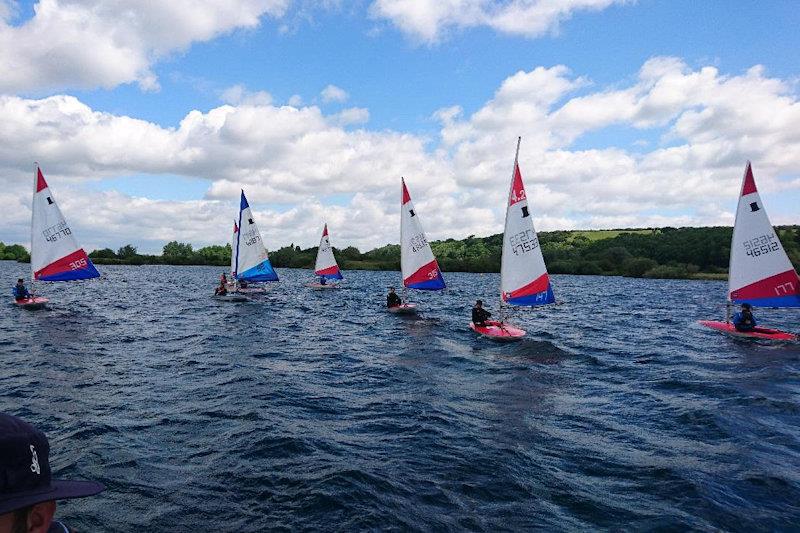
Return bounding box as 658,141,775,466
69,258,87,270
743,233,778,258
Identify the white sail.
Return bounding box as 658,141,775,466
234,190,278,282
500,138,553,306
314,224,343,279
31,166,99,282
400,178,445,290
728,162,800,307
230,220,238,277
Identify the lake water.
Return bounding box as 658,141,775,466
1,262,799,531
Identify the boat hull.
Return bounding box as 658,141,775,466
214,293,250,302
13,297,49,310
388,303,417,314
699,320,798,341
470,320,526,341
307,283,339,290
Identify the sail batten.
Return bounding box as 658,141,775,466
234,190,278,282
500,140,554,307
314,224,343,279
31,166,99,282
728,162,800,307
400,178,445,291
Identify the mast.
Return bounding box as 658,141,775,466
500,137,522,314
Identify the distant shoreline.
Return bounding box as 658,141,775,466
4,225,798,282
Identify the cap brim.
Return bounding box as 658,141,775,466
0,480,104,515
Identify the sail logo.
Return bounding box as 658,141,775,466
775,282,795,295
30,445,40,475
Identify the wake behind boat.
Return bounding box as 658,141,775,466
699,162,800,341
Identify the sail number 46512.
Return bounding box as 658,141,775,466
743,233,778,258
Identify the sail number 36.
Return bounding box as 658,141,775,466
743,233,778,258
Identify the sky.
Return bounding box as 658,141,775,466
1,0,799,254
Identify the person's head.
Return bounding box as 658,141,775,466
0,414,104,533
742,303,752,312
389,287,395,294
475,299,483,308
16,279,23,285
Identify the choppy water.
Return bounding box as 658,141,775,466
2,261,800,531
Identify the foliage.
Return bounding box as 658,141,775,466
0,242,30,262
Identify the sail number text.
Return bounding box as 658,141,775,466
242,230,261,247
69,258,87,270
42,221,71,242
410,233,429,254
509,229,539,255
743,233,778,258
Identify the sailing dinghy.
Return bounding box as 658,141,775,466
223,190,278,298
699,162,799,341
308,224,343,289
392,178,445,313
17,165,100,309
470,137,554,340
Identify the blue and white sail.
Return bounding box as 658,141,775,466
233,190,278,282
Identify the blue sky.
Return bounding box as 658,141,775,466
1,0,799,252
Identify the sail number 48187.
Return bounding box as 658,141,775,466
743,233,778,258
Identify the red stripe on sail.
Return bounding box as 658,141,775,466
35,249,91,280
731,269,800,300
322,224,328,237
315,265,340,276
741,162,757,196
404,259,441,285
36,168,48,192
503,273,550,301
401,178,411,205
508,163,527,206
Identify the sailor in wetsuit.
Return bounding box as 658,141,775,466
732,303,757,332
12,278,30,301
472,299,491,326
387,287,401,308
319,276,327,286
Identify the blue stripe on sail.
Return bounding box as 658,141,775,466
238,259,278,282
38,260,100,282
406,272,446,291
732,294,800,308
506,284,555,307
319,272,343,280
240,191,249,210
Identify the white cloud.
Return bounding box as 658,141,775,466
369,0,627,43
1,57,799,254
320,84,349,103
0,0,290,92
220,84,273,106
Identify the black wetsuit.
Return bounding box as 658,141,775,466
387,292,401,307
472,307,491,325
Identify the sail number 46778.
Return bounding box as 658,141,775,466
743,233,778,258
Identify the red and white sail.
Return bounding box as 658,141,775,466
30,166,99,282
728,162,800,307
314,224,343,279
500,138,554,306
400,178,445,290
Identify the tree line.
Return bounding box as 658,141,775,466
4,226,799,280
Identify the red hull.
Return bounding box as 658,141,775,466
469,320,526,341
699,320,797,341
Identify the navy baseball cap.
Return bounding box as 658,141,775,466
0,413,104,515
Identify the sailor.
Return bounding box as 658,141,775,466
319,276,327,286
732,303,757,332
386,287,401,308
214,280,228,296
472,299,492,326
12,278,30,301
0,413,104,533
220,272,227,285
